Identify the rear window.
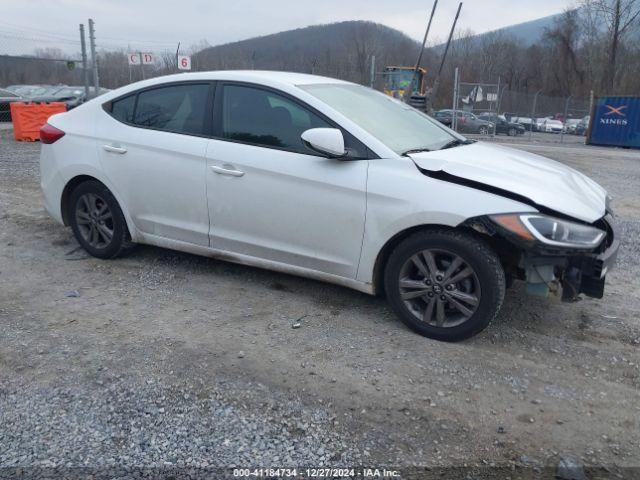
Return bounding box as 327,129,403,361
106,83,210,136
110,95,135,123
133,84,209,135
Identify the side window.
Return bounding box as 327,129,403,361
110,95,135,123
221,84,331,153
133,84,209,135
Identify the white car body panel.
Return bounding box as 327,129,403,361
408,142,607,223
205,139,367,278
39,70,609,296
94,112,210,246
356,157,536,284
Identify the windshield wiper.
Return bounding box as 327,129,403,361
401,147,431,156
438,139,473,150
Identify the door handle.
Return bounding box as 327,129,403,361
210,165,244,177
103,144,127,154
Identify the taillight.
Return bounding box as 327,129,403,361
40,123,65,144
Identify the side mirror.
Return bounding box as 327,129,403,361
301,128,346,158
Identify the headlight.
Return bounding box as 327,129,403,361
490,213,605,249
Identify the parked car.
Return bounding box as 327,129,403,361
534,117,549,132
6,85,59,98
514,117,534,132
39,71,619,342
0,87,23,122
477,113,525,136
31,86,88,110
435,109,493,134
565,119,582,134
542,119,564,133
575,116,590,136
432,110,453,127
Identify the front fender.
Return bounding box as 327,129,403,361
355,158,537,284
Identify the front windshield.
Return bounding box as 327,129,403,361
299,83,464,154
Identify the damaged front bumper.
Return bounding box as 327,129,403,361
559,216,619,300
465,213,620,301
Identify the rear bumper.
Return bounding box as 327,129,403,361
40,144,65,225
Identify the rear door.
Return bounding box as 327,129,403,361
204,82,369,278
96,82,213,246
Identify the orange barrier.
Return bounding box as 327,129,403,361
10,102,67,142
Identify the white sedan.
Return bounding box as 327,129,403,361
543,119,565,133
39,71,618,341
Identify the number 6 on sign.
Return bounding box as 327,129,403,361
178,55,191,70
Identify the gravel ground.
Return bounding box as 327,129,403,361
0,128,639,478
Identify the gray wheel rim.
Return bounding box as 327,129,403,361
75,193,114,249
479,127,488,135
398,249,481,328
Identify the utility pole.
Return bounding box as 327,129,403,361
88,18,100,97
529,90,541,140
175,42,181,72
405,0,438,103
79,24,90,100
139,52,145,79
452,67,459,131
369,55,376,88
561,96,571,144
428,2,463,114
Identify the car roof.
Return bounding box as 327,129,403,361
98,70,352,102
136,70,348,87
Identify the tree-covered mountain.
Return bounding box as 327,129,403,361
193,21,421,85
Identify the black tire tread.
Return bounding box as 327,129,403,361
383,228,505,341
69,180,135,259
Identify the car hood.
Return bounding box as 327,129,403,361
408,142,607,223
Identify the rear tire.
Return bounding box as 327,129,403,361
383,229,505,342
69,181,135,259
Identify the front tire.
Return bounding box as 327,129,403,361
508,127,517,136
383,229,505,342
69,181,135,259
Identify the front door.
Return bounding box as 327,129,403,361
205,83,369,278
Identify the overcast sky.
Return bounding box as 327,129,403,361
3,0,577,55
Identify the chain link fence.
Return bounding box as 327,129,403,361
447,71,592,142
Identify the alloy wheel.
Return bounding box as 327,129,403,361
75,193,114,249
398,249,481,328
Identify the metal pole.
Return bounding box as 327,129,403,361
428,2,463,114
452,67,459,131
139,52,145,80
88,19,99,97
176,42,181,72
369,55,376,88
493,77,501,137
529,90,541,141
561,95,571,144
79,24,90,100
405,0,438,102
